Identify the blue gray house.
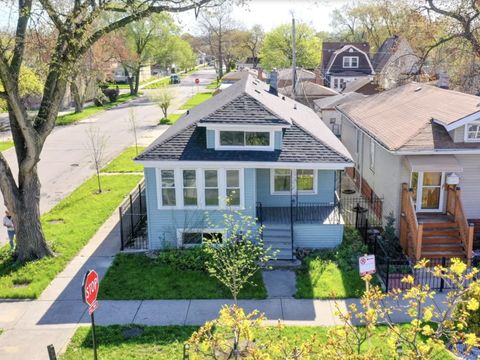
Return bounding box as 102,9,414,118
135,74,354,259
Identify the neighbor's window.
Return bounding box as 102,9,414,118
182,231,223,246
204,170,219,206
160,170,176,206
273,169,292,193
466,121,480,141
226,170,241,206
183,170,197,206
219,131,270,147
369,139,376,172
297,169,315,192
343,56,359,68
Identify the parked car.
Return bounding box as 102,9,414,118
170,74,180,84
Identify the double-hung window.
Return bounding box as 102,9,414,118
297,169,315,192
183,170,197,206
204,170,219,206
226,170,241,206
273,169,292,193
272,169,316,194
343,56,359,68
465,121,480,142
160,170,176,206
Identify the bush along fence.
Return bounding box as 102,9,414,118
119,180,147,250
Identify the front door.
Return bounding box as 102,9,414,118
411,172,445,212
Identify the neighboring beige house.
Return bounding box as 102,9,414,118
372,35,419,90
337,83,479,260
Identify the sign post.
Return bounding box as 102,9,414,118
82,270,99,360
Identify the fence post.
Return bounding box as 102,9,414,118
364,219,369,245
138,184,142,213
355,202,360,228
385,256,390,293
374,235,377,256
47,345,57,360
129,194,134,237
119,207,124,251
439,257,446,293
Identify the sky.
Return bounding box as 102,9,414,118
174,0,349,34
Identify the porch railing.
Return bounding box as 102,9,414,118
445,185,474,263
256,202,341,225
400,183,422,259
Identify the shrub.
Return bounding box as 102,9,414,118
154,247,211,272
159,117,171,125
102,87,119,102
335,227,368,271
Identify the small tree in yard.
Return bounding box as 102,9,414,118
150,87,174,121
203,202,273,302
85,127,108,194
189,259,480,359
128,108,139,156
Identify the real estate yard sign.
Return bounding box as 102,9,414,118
82,270,99,360
359,255,376,276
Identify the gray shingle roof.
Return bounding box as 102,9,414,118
136,74,353,164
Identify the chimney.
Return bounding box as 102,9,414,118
269,69,278,96
437,71,449,89
257,68,264,81
315,67,323,85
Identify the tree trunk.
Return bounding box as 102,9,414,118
70,81,84,113
134,67,140,95
218,38,223,78
10,172,53,262
124,67,135,96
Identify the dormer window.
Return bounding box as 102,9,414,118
216,130,273,150
465,121,480,142
343,56,359,68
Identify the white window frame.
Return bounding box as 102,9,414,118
369,139,375,173
156,168,244,210
464,121,480,142
176,228,225,248
203,169,220,208
343,56,359,68
215,129,274,151
270,169,318,195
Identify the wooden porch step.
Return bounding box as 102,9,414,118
421,251,466,259
422,243,464,252
422,229,459,236
421,235,462,244
421,222,457,229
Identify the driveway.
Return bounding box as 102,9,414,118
0,67,216,246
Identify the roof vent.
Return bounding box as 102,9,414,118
294,104,297,110
255,89,261,94
282,96,285,100
414,86,422,92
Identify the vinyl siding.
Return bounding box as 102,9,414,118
255,169,335,207
145,167,256,249
274,130,283,150
457,155,480,219
294,224,344,248
206,129,215,148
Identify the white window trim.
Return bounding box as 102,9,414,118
156,168,244,210
176,228,225,248
203,169,220,208
270,169,318,195
464,121,480,142
214,129,275,151
369,139,375,173
343,56,359,69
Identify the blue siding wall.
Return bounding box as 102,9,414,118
206,129,215,149
256,169,335,206
274,131,283,150
145,167,257,249
294,224,344,248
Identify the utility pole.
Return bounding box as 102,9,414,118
291,13,297,99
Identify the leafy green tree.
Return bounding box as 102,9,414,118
259,22,321,70
0,65,42,111
203,206,272,302
0,0,224,263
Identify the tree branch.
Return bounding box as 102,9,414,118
10,0,33,80
38,0,64,30
0,152,20,211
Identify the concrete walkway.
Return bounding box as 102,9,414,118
263,270,297,298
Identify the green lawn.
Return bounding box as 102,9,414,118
98,253,267,300
107,83,131,89
0,141,13,152
206,79,221,89
0,174,142,298
61,324,453,360
143,77,170,89
56,93,139,126
296,255,366,299
159,113,182,125
179,92,213,110
101,147,145,173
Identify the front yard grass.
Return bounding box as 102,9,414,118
61,324,453,360
179,92,213,110
0,141,14,152
0,174,142,298
56,93,139,126
99,253,267,300
295,227,369,299
101,147,145,173
159,113,182,125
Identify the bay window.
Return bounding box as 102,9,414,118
160,170,176,206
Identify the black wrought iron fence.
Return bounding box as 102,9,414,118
119,180,147,250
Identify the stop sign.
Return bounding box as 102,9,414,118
195,78,200,84
82,270,99,306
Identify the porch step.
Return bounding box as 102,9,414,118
422,235,462,244
264,241,291,249
263,225,293,261
422,243,464,252
422,229,459,237
421,222,457,229
421,250,466,259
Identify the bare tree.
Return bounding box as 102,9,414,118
128,108,139,156
243,25,264,66
150,87,174,120
0,0,225,262
85,127,108,194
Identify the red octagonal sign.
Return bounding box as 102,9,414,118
82,270,99,306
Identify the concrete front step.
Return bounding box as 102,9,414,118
265,242,291,250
